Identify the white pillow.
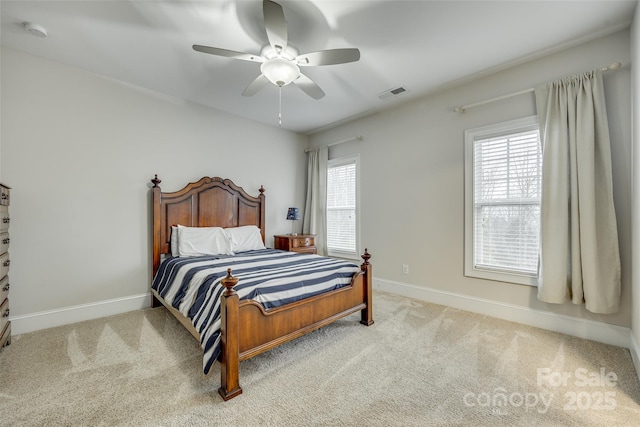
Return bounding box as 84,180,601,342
170,226,178,257
177,226,234,257
170,224,188,256
224,225,266,253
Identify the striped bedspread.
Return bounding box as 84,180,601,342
152,249,360,374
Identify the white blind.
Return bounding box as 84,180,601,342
327,160,356,254
473,128,541,274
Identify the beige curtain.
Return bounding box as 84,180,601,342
303,147,328,255
535,69,620,314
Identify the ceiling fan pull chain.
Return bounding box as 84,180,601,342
278,85,282,127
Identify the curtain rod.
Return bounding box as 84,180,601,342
305,135,362,153
453,61,622,114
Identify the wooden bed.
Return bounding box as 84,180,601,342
150,175,373,400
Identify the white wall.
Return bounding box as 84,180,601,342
310,30,633,335
0,47,307,330
631,1,640,372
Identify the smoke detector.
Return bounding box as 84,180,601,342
23,22,48,38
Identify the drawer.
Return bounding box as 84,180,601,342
0,185,9,207
0,298,9,348
0,252,8,279
0,276,8,303
0,206,8,233
294,246,317,254
291,236,314,248
0,322,9,348
0,232,8,255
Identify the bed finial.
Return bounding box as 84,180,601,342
361,248,371,265
259,185,265,195
151,174,162,188
221,268,239,295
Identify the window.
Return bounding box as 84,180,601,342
464,116,541,286
326,156,359,258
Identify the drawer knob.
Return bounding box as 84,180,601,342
2,260,9,267
2,238,8,245
1,283,8,292
1,193,6,200
2,308,8,318
2,217,9,224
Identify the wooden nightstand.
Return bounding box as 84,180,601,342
274,234,317,254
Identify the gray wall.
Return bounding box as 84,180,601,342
631,2,640,358
1,47,308,317
310,30,633,328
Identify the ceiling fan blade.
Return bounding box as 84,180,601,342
293,73,325,100
296,48,361,66
193,45,264,63
263,0,288,53
242,74,270,97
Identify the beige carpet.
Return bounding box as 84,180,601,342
1,291,639,426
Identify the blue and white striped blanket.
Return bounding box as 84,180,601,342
152,249,360,373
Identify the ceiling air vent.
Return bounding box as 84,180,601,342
378,86,408,100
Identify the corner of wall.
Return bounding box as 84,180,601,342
630,0,640,381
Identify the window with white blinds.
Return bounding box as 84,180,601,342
327,156,358,258
464,116,541,286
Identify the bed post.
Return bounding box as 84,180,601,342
218,269,242,401
258,185,266,244
151,175,162,308
360,248,374,326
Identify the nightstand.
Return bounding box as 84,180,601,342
274,234,317,254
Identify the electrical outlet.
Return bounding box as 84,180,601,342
402,264,409,275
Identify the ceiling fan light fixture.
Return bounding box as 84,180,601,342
261,58,300,87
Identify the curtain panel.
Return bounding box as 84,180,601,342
303,147,328,255
535,69,621,314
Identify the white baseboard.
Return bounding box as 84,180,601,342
10,293,152,335
373,278,631,349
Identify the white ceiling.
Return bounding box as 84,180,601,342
1,1,637,134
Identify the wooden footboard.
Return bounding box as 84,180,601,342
218,250,373,400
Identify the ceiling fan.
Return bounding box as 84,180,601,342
192,0,361,101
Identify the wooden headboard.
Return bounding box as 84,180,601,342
151,175,265,276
